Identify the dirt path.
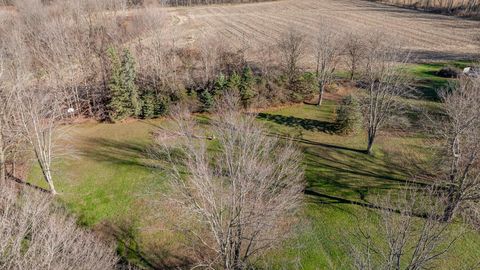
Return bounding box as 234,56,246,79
163,0,480,61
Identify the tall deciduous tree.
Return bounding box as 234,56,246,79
0,186,118,269
351,187,460,270
315,29,341,106
16,88,66,195
278,29,307,88
435,77,480,223
361,36,411,154
344,32,365,81
155,97,305,270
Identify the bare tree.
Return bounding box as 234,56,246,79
154,97,305,269
434,77,480,223
351,186,461,270
0,185,118,270
0,29,31,184
16,88,68,195
315,28,341,106
344,32,365,81
278,29,307,87
361,36,411,154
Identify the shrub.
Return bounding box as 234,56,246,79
335,94,362,135
290,72,318,101
436,66,461,78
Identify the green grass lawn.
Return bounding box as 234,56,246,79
406,61,471,100
26,62,480,269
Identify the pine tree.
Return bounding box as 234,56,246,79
213,73,228,95
199,90,214,112
239,66,256,108
107,47,131,122
122,48,141,117
227,72,241,92
141,90,156,119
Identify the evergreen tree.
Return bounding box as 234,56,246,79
227,72,241,92
335,94,362,135
199,90,214,112
213,73,228,95
122,48,141,117
141,90,156,119
239,66,256,108
107,47,131,122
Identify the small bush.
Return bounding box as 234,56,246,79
290,72,318,101
436,66,461,78
335,94,362,135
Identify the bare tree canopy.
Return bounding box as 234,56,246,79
351,186,461,270
278,29,307,87
361,35,412,154
314,27,341,106
435,77,480,223
154,98,305,269
0,186,118,270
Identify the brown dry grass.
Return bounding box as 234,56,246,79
157,0,479,61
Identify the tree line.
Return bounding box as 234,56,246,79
368,0,480,17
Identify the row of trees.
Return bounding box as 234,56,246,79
369,0,480,16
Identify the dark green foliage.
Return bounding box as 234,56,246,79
140,91,157,119
227,72,241,92
213,73,228,94
107,47,141,122
107,47,132,122
293,72,318,100
436,66,461,78
239,66,256,108
122,49,142,117
335,95,362,135
199,90,214,112
141,89,169,119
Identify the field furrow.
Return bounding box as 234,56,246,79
164,0,479,60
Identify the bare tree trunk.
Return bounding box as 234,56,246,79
35,149,57,195
442,189,459,222
0,130,5,184
317,82,325,106
366,131,375,155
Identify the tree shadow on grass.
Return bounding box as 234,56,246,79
257,113,338,133
80,137,154,168
100,220,192,270
304,189,429,219
302,142,434,207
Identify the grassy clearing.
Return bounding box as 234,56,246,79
406,61,471,100
26,65,480,268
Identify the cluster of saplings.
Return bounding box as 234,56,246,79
105,47,319,122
